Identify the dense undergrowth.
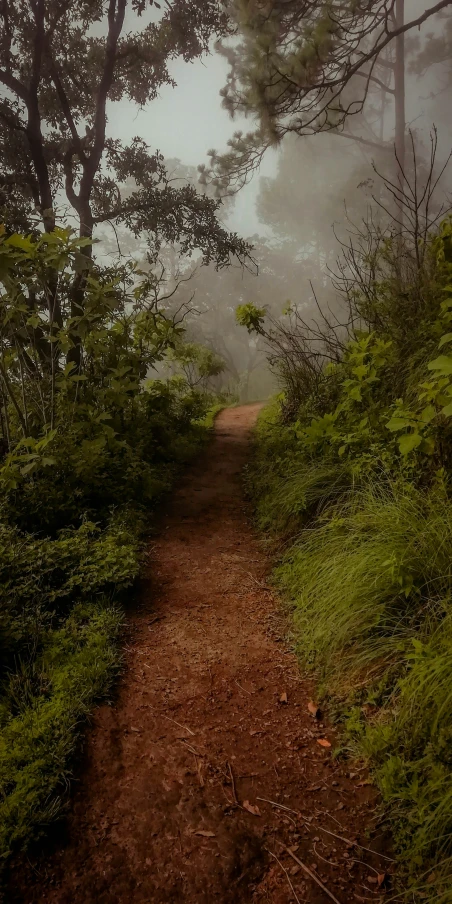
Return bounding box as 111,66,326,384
245,201,452,899
0,228,227,871
0,389,216,868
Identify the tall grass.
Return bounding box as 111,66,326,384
246,400,355,534
277,482,452,678
253,433,452,899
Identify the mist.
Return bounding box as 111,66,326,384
98,0,452,404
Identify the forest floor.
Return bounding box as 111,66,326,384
10,404,392,904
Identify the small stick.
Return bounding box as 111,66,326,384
265,849,303,904
162,714,195,736
235,680,252,696
314,825,395,862
278,842,342,904
227,761,239,807
178,739,203,757
256,797,298,816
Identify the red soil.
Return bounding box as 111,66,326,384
12,404,391,904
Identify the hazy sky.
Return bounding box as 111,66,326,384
105,3,450,246
109,50,276,237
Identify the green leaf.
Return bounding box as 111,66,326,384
420,404,436,424
20,461,37,475
352,364,368,380
5,234,34,252
441,400,452,417
428,355,452,375
387,416,414,432
438,333,452,349
398,433,422,455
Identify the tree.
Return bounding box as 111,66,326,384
0,0,250,368
207,0,452,192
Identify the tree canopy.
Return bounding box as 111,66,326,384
0,0,247,268
207,0,452,191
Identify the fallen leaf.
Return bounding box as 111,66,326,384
367,875,377,884
279,692,288,704
194,830,216,838
242,800,262,816
130,727,141,733
308,700,320,717
317,738,331,748
377,872,388,887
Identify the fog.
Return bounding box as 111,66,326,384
104,2,452,402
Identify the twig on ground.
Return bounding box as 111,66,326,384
278,842,343,904
257,797,299,815
162,714,195,736
311,825,395,862
235,680,252,696
265,848,304,904
313,842,338,868
227,760,239,807
178,739,203,757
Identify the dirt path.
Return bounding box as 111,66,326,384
13,405,391,904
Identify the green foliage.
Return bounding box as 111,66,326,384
0,600,122,860
247,215,452,900
165,338,225,391
235,302,266,332
0,230,216,872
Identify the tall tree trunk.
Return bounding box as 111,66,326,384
394,0,405,225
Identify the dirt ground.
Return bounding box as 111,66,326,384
10,404,392,904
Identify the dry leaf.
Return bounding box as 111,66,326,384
194,830,216,838
317,738,331,748
242,800,262,816
279,692,288,704
308,700,320,717
130,727,141,733
377,872,387,887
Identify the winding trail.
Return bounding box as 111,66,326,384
14,405,390,904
